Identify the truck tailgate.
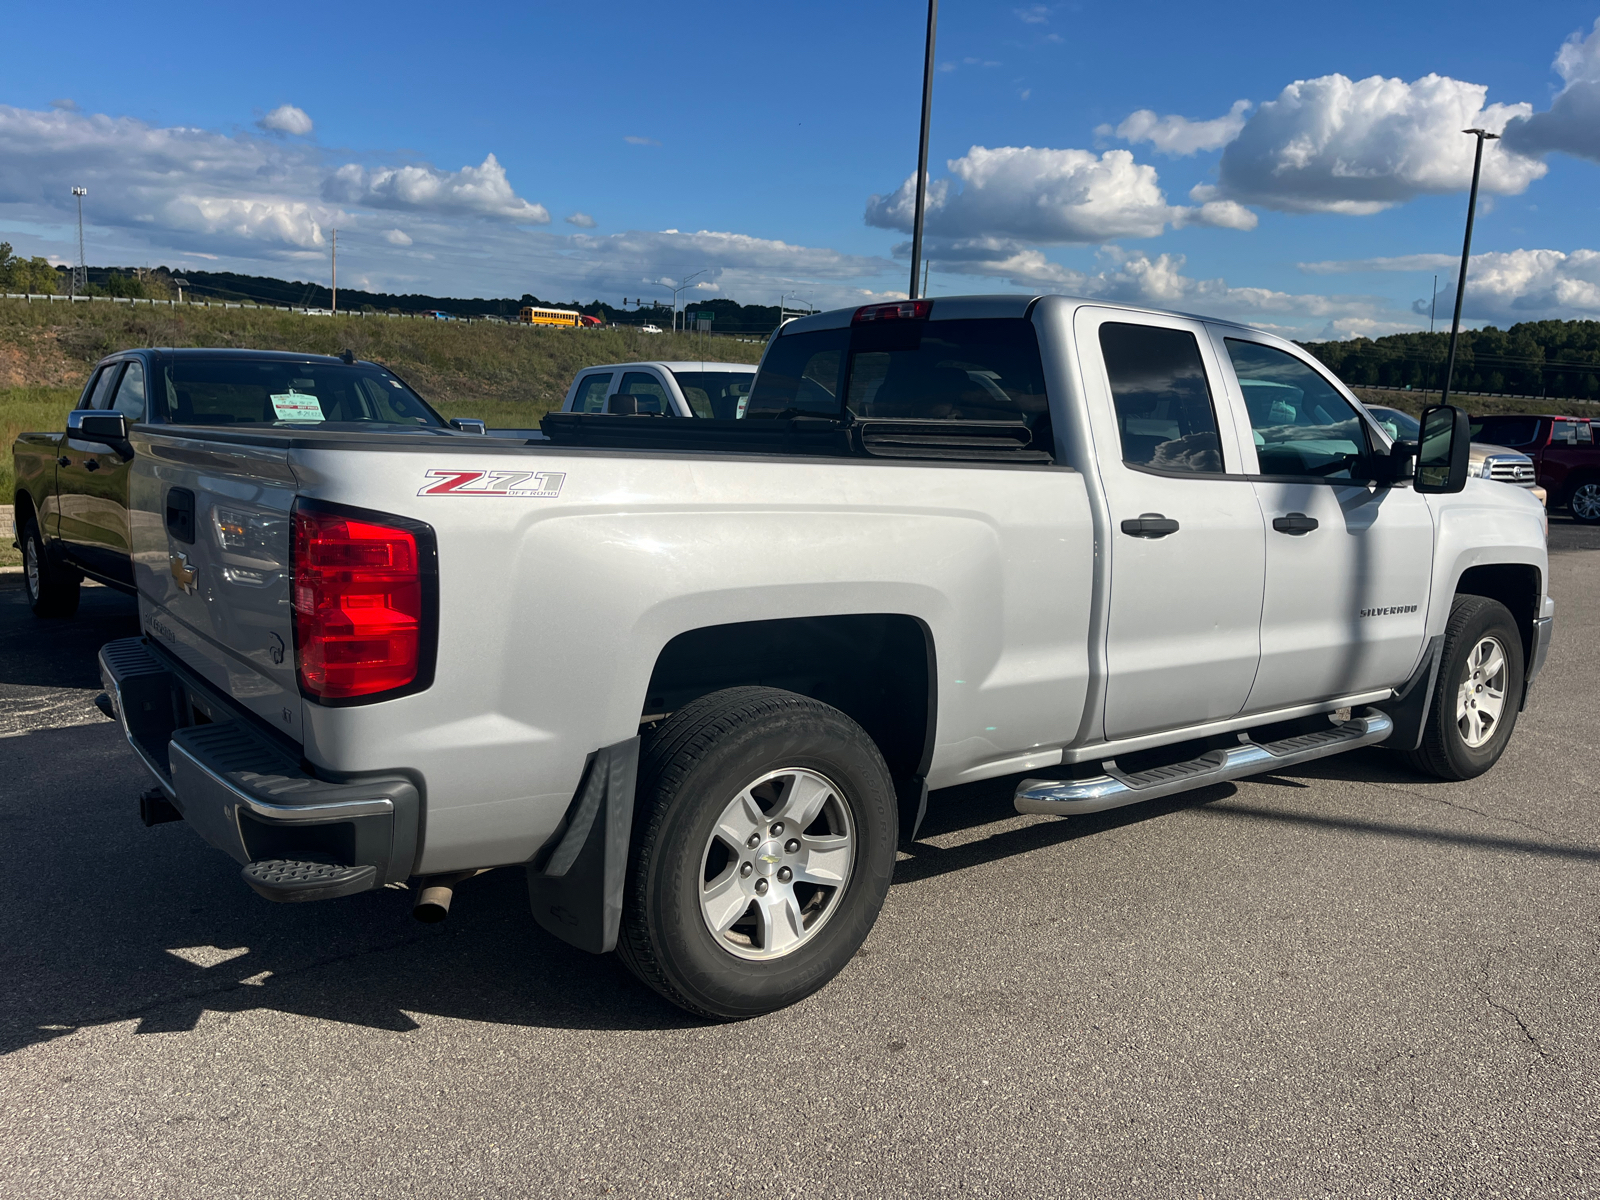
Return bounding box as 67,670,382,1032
130,433,305,743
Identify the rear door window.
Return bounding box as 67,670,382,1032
618,371,673,415
1099,323,1222,474
571,373,614,413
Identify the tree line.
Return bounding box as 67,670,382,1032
1301,322,1600,401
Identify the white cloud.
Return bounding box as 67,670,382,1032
1100,100,1251,156
1423,248,1600,323
913,241,1392,330
259,104,313,137
1015,4,1049,23
1298,253,1458,275
1209,73,1545,214
383,228,413,246
322,154,549,222
49,98,78,112
1503,18,1600,162
866,145,1255,245
565,211,597,228
864,144,1248,244
623,135,660,146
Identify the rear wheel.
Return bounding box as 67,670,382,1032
1567,479,1600,524
20,515,80,618
1404,595,1523,780
616,686,897,1020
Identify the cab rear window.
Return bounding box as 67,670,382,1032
745,318,1051,449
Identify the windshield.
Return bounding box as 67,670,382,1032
1470,416,1541,447
671,370,753,419
160,359,446,428
1368,406,1420,440
745,318,1050,447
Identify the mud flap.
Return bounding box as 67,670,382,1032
1380,635,1445,752
527,736,639,954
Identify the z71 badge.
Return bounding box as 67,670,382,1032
419,469,566,498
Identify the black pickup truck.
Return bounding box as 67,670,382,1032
11,348,468,616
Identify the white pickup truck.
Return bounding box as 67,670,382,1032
98,294,1551,1019
559,360,756,418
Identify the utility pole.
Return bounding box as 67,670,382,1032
71,187,87,297
331,228,338,315
907,0,938,300
1429,274,1437,335
1439,129,1498,409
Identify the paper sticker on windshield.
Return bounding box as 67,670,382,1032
270,390,323,421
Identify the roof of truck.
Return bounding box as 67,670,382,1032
779,293,1285,340
101,348,358,363
575,361,757,372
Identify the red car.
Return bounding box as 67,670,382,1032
1471,413,1600,523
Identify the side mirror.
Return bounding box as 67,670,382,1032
607,394,639,415
1415,404,1471,494
449,418,487,435
1374,438,1417,485
68,410,129,445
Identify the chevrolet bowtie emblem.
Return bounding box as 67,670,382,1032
170,551,198,595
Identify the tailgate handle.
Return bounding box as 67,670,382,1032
1120,513,1180,538
166,487,196,544
1272,512,1319,535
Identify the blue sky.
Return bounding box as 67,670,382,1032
3,0,1599,337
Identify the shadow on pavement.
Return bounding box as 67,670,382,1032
0,578,139,690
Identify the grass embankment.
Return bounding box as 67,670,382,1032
0,298,763,565
1348,388,1595,419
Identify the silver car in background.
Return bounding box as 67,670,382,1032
1366,405,1547,506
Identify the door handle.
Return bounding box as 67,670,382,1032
57,456,71,467
1120,513,1180,538
1272,512,1319,535
84,459,100,472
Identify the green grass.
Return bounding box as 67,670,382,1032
1349,387,1597,419
0,297,763,410
2,385,77,567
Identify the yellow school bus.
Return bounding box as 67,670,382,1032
519,306,582,327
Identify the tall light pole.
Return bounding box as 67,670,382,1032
907,0,938,300
71,187,87,297
1439,129,1498,408
330,228,338,315
671,269,707,332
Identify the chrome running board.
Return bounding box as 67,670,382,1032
1014,709,1393,817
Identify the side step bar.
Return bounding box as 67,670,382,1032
1015,709,1393,817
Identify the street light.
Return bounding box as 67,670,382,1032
1438,128,1499,408
70,186,87,298
670,269,708,333
907,0,938,299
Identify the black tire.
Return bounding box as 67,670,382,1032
616,686,897,1020
19,515,80,618
1403,595,1523,780
1566,478,1600,524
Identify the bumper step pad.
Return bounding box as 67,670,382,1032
243,859,377,903
1015,709,1394,817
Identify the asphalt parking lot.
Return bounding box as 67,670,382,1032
2,519,1598,1199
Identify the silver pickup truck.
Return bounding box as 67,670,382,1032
98,294,1552,1018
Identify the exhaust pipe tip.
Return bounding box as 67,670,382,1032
412,884,454,923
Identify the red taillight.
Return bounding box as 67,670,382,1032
853,300,932,323
292,505,426,701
